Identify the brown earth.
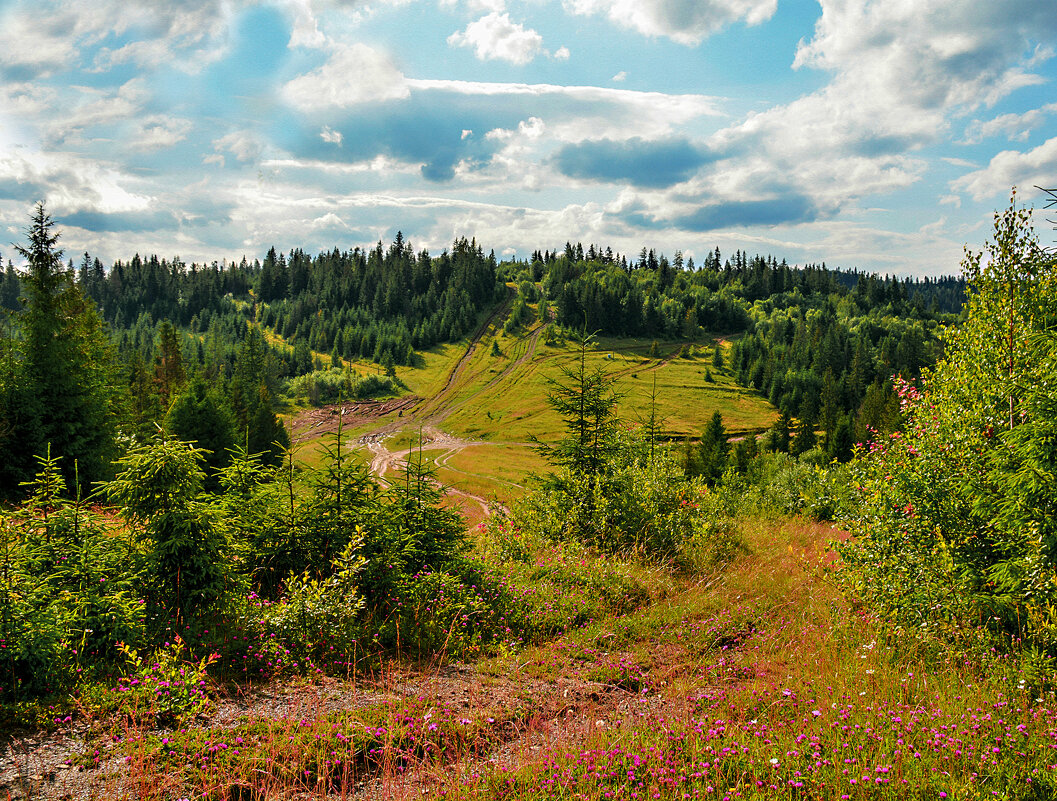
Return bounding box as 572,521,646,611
289,397,421,444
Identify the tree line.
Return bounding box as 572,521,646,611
0,208,504,497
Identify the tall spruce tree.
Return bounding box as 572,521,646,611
2,203,117,495
538,329,620,479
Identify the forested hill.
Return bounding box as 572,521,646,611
2,236,964,382
500,245,962,459
0,216,966,494
527,245,964,339
16,234,505,373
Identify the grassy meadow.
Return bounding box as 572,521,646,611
8,267,1053,801
30,515,1052,800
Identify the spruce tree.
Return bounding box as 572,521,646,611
165,377,237,486
539,329,620,478
4,203,117,494
695,411,730,485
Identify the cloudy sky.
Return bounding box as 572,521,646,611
2,0,1056,276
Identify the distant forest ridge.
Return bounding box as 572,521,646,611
0,236,965,431
0,219,968,493
1,235,969,332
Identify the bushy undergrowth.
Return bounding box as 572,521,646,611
729,451,856,522
837,199,1057,675
0,430,492,705
515,428,745,570
281,367,397,406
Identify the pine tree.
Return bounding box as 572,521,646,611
0,263,20,311
3,203,117,494
165,377,237,486
154,321,186,412
791,417,817,456
694,411,730,485
539,329,621,479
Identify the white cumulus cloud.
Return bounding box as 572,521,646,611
704,0,1057,214
213,131,262,163
564,0,777,45
951,137,1057,201
962,104,1057,144
320,126,344,145
282,43,410,109
130,116,194,151
447,12,545,65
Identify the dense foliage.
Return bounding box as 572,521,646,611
839,194,1057,682
499,245,959,460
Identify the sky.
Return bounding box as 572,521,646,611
1,0,1056,277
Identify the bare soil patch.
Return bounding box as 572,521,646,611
289,397,420,444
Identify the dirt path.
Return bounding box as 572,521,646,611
289,396,420,443
484,323,542,390
359,426,507,518
415,289,513,425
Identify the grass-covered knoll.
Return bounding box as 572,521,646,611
384,326,776,445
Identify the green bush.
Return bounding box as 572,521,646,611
111,637,216,726
1,453,148,700
740,452,854,521
837,194,1057,661
281,368,396,405
261,538,366,663
108,437,238,627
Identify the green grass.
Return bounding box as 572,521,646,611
444,443,544,490
449,517,1057,801
285,302,778,508
399,323,776,444
15,504,1056,800
286,298,778,471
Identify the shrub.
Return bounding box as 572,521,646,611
0,454,148,700
838,193,1057,661
261,538,366,663
281,368,396,405
111,636,216,726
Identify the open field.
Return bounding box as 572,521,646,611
408,328,776,444
279,297,777,508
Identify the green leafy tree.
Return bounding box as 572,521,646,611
840,191,1057,660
